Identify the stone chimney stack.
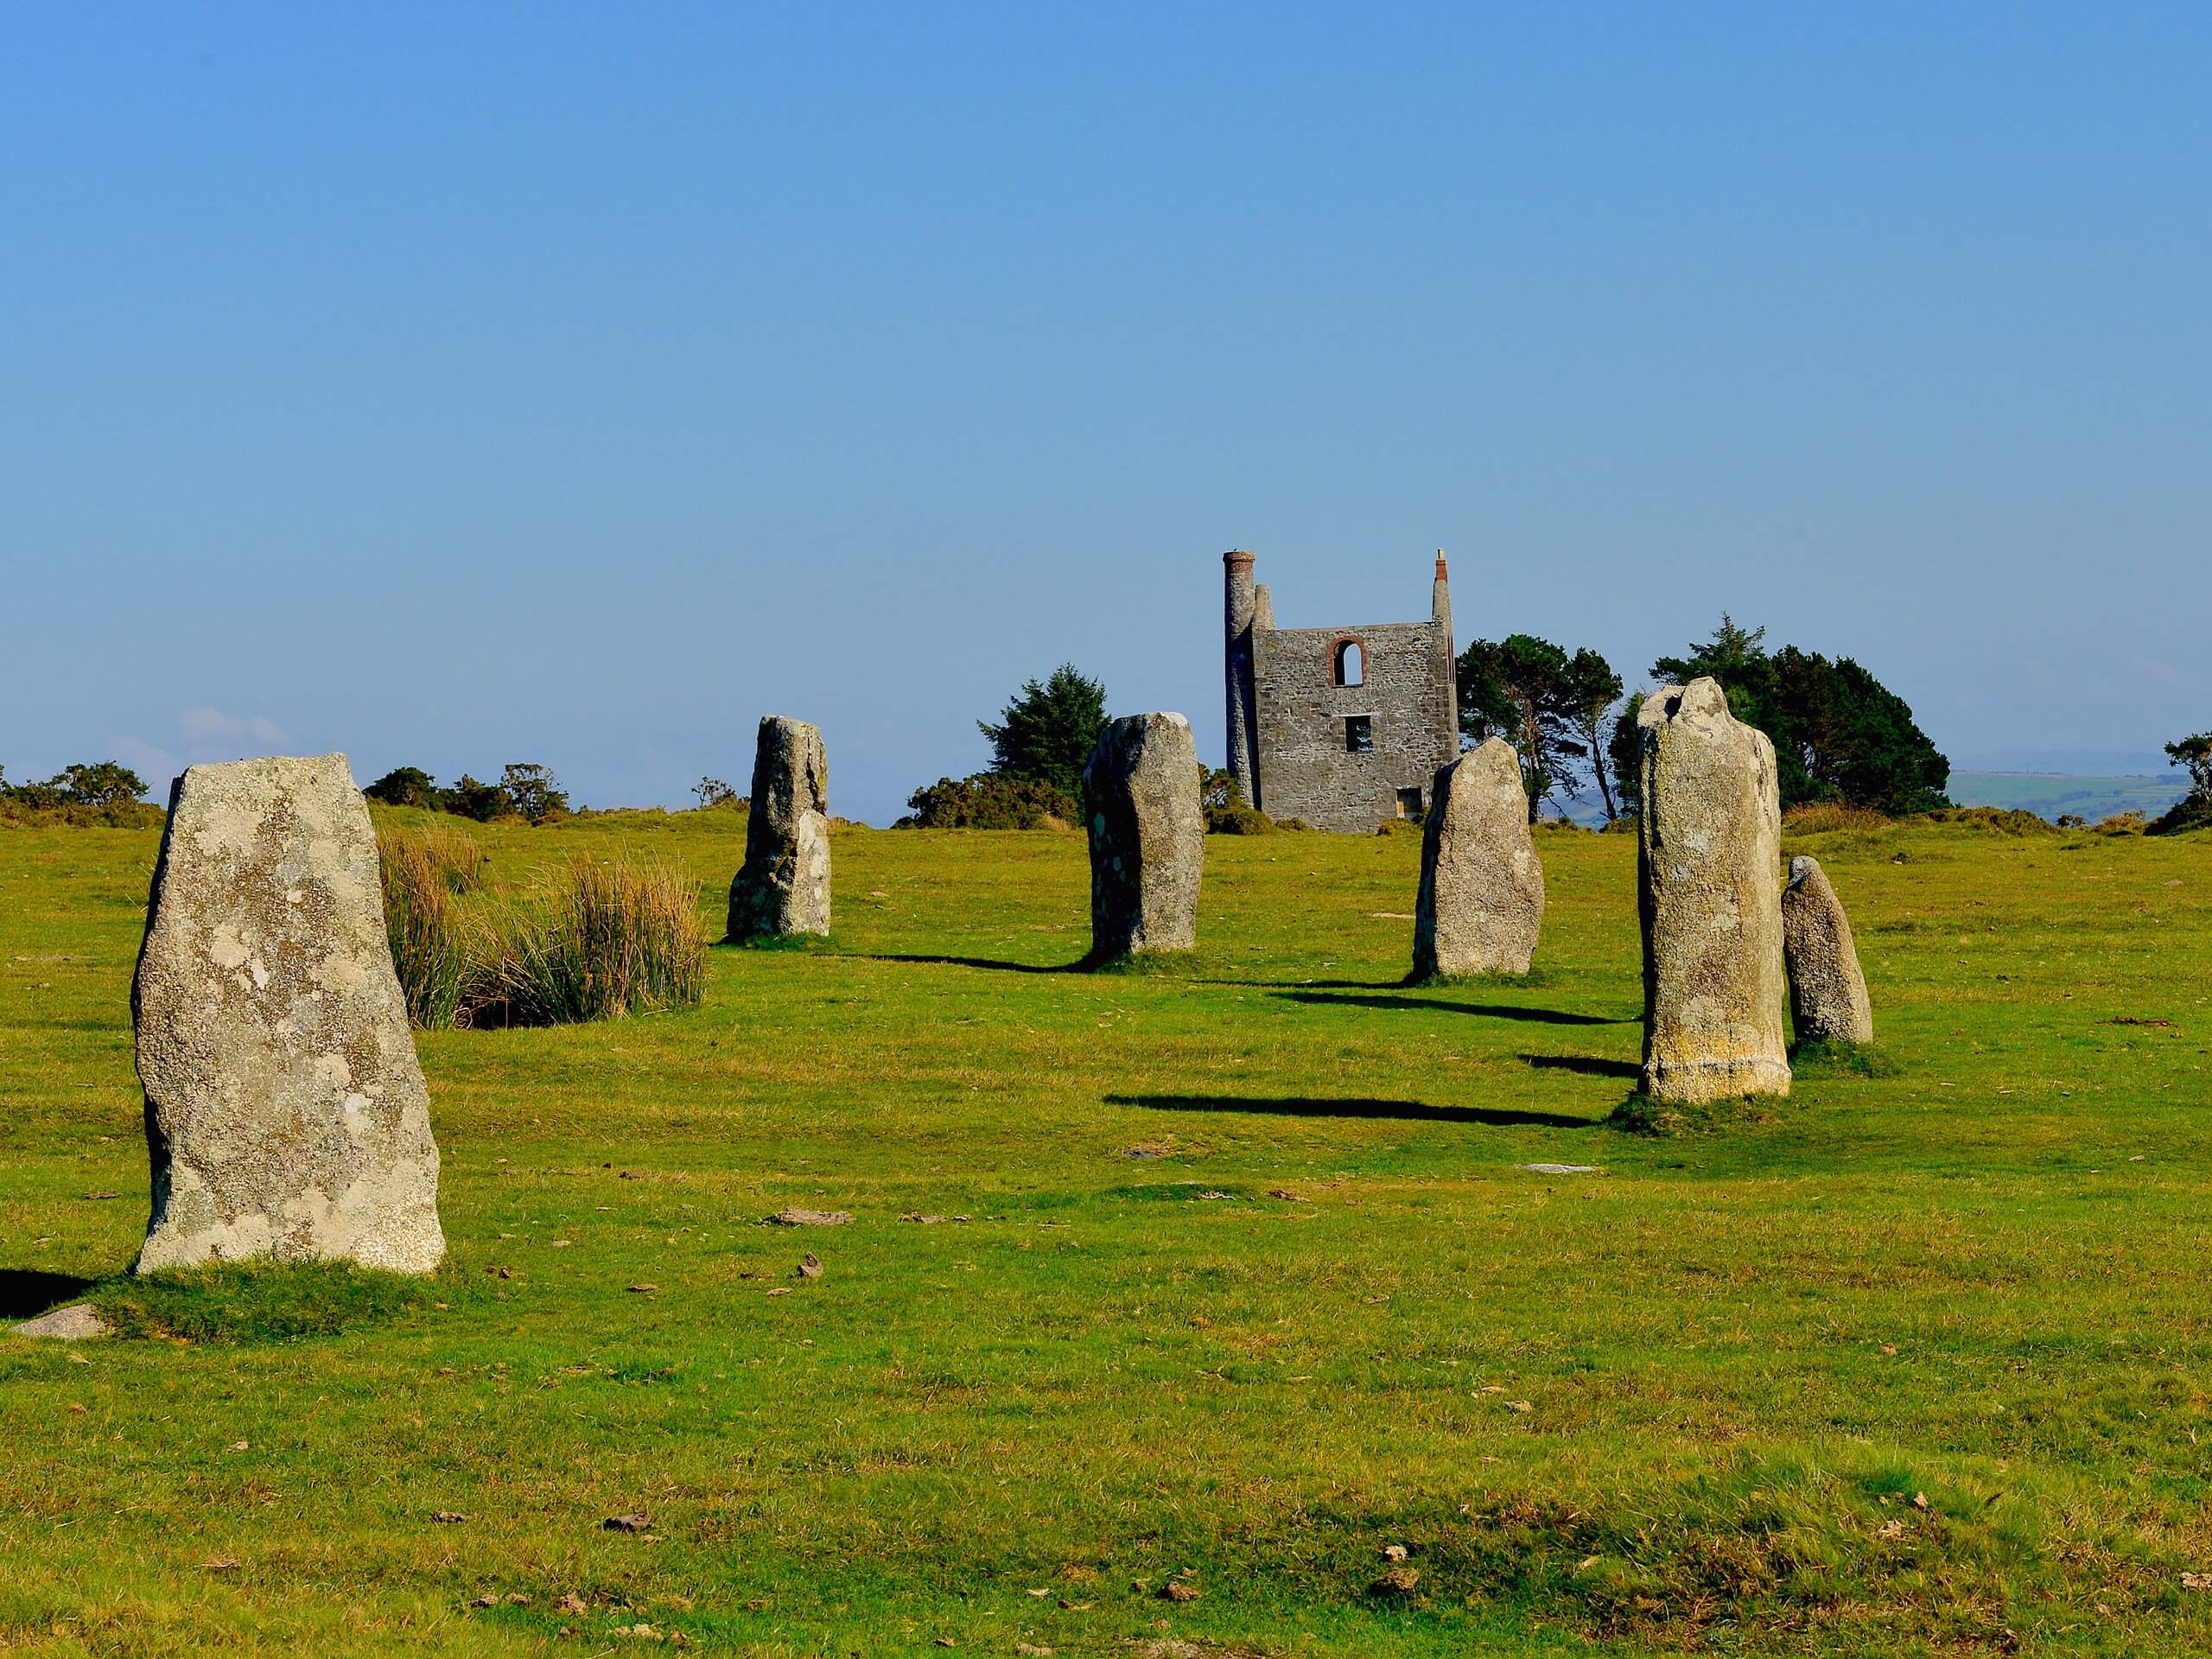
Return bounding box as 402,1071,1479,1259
1224,550,1260,810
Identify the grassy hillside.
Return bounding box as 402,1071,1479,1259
1947,772,2190,823
3,811,2209,1656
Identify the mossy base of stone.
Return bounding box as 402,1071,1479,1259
1401,966,1552,991
1610,1090,1783,1137
1790,1038,1899,1078
1083,947,1192,976
721,930,841,953
91,1260,453,1344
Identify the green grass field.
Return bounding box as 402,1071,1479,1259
3,811,2210,1656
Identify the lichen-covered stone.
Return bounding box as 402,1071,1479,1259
1412,738,1544,976
726,717,830,939
133,755,444,1274
1084,712,1204,958
1637,680,1790,1103
1783,855,1874,1044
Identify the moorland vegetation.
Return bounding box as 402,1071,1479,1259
3,804,2210,1656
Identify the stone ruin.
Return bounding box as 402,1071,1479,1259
133,754,444,1273
1223,550,1459,831
1412,737,1545,977
1636,679,1791,1103
1783,855,1874,1045
727,715,831,940
1083,712,1204,959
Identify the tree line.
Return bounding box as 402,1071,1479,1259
1459,614,1953,823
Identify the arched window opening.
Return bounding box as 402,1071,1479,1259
1333,639,1364,687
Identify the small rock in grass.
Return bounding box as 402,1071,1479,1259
766,1208,851,1227
1380,1543,1408,1562
603,1513,652,1533
1515,1164,1600,1176
555,1592,589,1614
13,1303,110,1340
471,1594,499,1608
796,1252,823,1280
1370,1565,1421,1596
627,1284,658,1294
431,1510,468,1524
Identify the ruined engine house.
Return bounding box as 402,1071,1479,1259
1222,549,1459,833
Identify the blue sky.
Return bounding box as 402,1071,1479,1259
4,4,2206,823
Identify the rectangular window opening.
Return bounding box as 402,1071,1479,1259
1397,786,1423,818
1344,715,1374,753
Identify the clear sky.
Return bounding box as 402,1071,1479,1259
5,4,2206,823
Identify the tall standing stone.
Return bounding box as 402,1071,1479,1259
1413,737,1545,977
726,716,830,940
1783,855,1874,1045
133,755,444,1274
1637,679,1790,1103
1084,712,1204,959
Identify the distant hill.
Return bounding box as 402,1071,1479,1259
1946,772,2190,823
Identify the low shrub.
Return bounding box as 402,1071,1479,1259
2149,793,2212,836
1205,802,1273,834
2094,810,2149,836
472,853,706,1027
1913,806,2055,836
899,772,1077,830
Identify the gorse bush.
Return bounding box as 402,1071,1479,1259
899,772,1077,830
473,854,706,1027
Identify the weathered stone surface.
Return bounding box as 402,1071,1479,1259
1637,680,1790,1103
13,1303,110,1339
1412,737,1545,976
726,716,830,939
1783,855,1874,1044
134,755,444,1274
1084,712,1205,957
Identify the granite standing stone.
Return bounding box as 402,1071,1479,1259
133,754,445,1274
1084,712,1204,958
1412,737,1545,976
726,716,831,939
1637,679,1791,1103
1783,855,1874,1044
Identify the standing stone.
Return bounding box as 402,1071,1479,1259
1637,679,1790,1103
1783,855,1874,1045
1412,738,1545,977
1084,712,1204,959
133,755,444,1274
726,717,830,939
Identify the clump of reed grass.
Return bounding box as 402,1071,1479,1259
471,852,706,1027
377,823,487,1028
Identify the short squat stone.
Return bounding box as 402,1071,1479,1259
1783,855,1874,1045
727,716,831,939
1084,712,1204,959
1637,679,1790,1104
1412,737,1544,977
134,754,445,1274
